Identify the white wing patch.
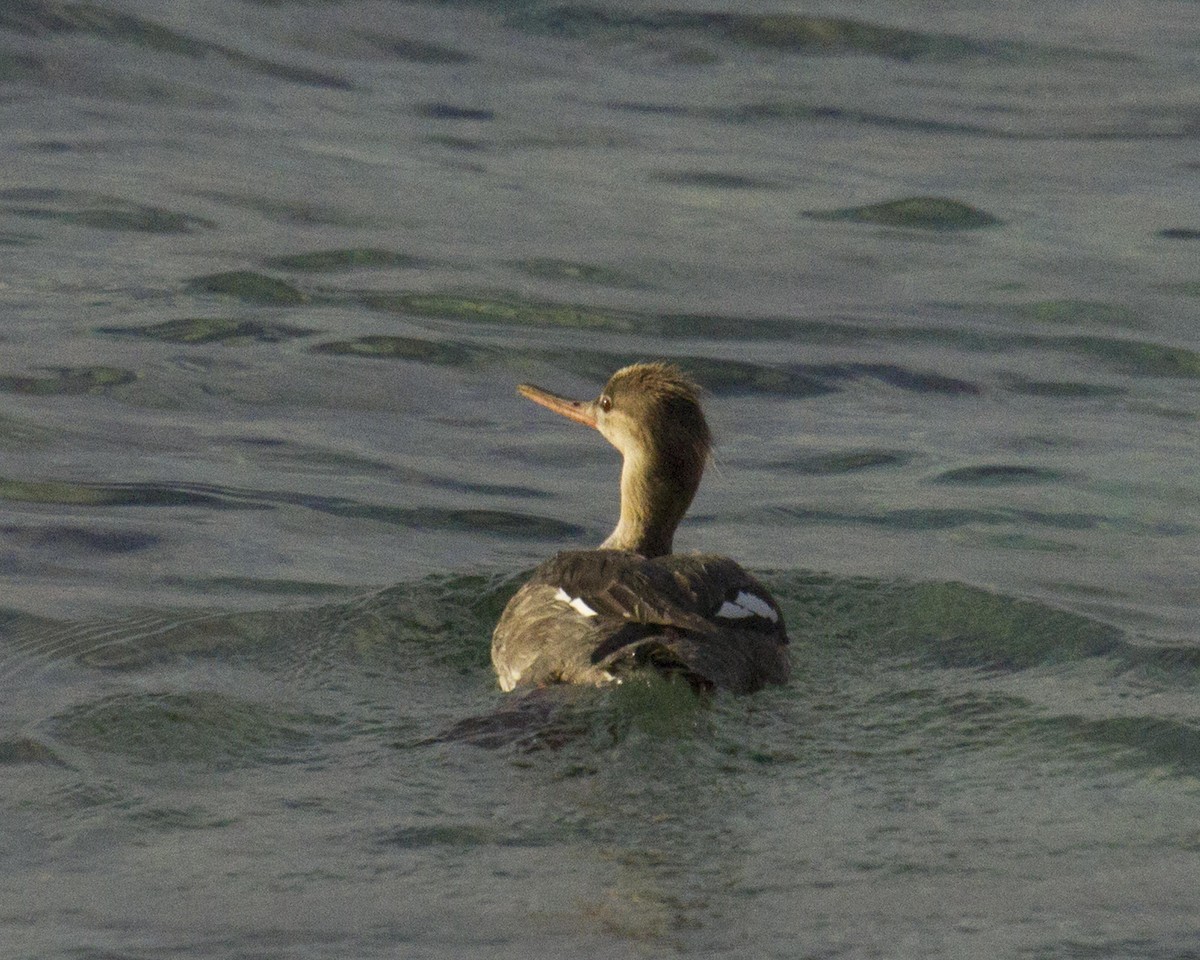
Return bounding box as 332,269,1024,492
554,587,598,618
715,590,779,624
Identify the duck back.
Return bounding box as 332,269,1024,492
492,550,790,694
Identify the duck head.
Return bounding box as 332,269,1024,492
517,362,711,557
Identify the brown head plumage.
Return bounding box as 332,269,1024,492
596,362,710,466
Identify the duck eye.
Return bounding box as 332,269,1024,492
599,395,612,412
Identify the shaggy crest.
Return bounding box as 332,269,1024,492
602,362,712,466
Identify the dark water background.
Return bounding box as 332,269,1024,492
2,1,1199,957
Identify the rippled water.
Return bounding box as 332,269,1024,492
2,2,1199,957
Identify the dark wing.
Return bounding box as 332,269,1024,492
590,553,791,693
660,553,789,641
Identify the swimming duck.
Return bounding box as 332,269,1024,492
492,362,790,694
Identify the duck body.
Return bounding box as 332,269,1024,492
492,362,790,694
493,548,789,694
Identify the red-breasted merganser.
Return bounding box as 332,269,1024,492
492,362,790,694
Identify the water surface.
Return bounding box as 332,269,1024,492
2,1,1198,957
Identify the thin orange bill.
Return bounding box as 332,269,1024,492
517,383,597,428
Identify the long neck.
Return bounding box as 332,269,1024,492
601,446,702,558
